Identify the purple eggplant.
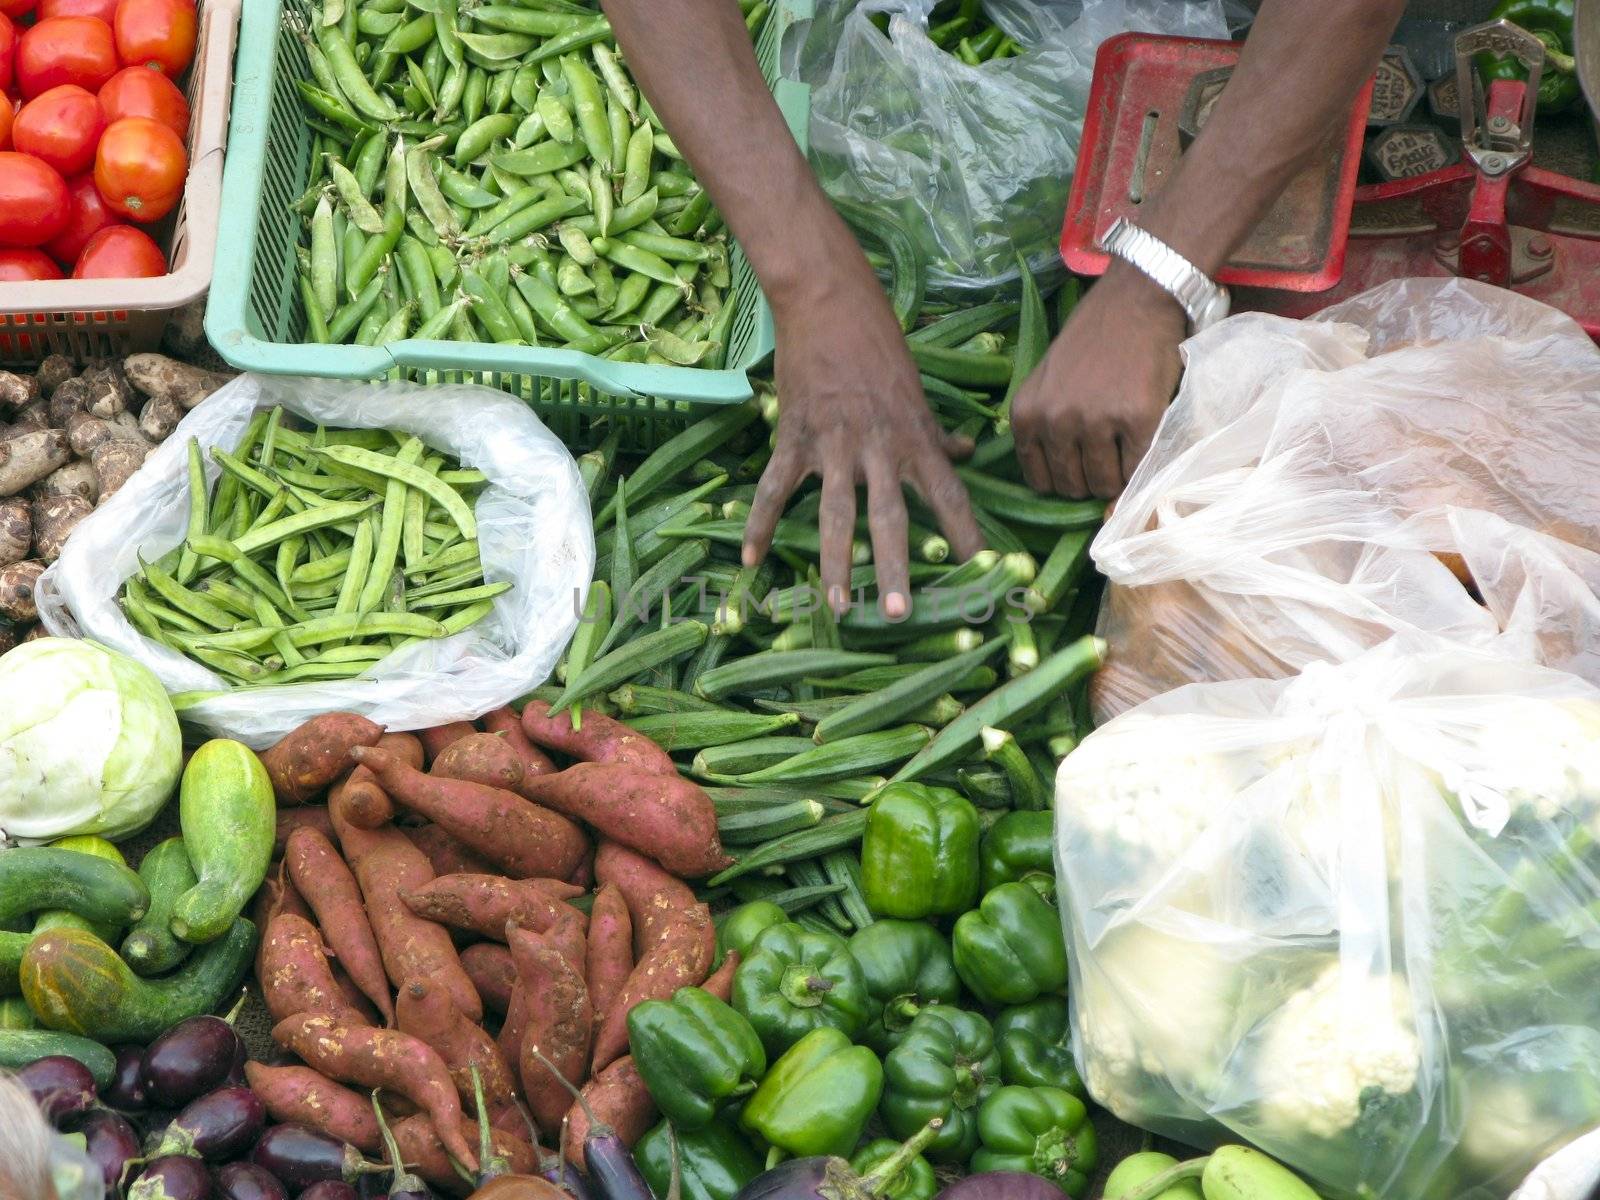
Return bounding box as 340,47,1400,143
72,1108,141,1192
128,1154,214,1200
370,1089,435,1200
152,1085,266,1161
540,1157,594,1200
732,1121,943,1200
935,1174,1064,1200
250,1124,384,1192
142,1015,244,1106
108,1044,150,1109
298,1183,362,1200
17,1054,98,1122
215,1162,291,1200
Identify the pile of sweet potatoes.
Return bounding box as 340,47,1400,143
249,704,734,1194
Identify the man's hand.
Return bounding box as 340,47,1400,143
1011,267,1186,499
744,265,984,617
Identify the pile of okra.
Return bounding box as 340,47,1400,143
292,0,769,363
531,263,1104,926
122,408,503,692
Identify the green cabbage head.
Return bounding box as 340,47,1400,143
0,637,182,842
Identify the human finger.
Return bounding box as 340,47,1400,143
742,445,804,568
864,456,912,620
818,461,858,614
913,452,985,563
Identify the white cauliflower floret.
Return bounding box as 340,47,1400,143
1256,962,1421,1140
1429,696,1600,830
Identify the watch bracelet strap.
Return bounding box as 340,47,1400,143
1101,220,1222,328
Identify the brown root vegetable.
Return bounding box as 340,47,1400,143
431,733,524,793
0,429,71,496
261,713,386,806
123,353,234,409
459,943,515,1015
401,875,580,945
507,924,593,1135
467,1176,567,1200
392,1116,538,1196
334,732,424,830
21,622,45,642
518,761,730,878
404,824,498,878
259,914,370,1025
593,842,698,954
286,826,395,1026
520,701,676,776
273,807,335,859
351,747,589,882
252,858,313,967
83,365,129,419
0,498,31,567
31,495,90,562
0,624,18,655
46,377,90,429
0,560,45,622
139,394,183,442
561,1057,655,1169
480,707,556,778
395,978,519,1122
702,952,739,1003
89,438,149,500
0,371,40,411
330,960,383,1025
66,412,111,458
584,884,632,1030
35,461,98,505
243,1062,383,1153
163,299,209,357
271,1014,477,1171
331,799,482,1023
9,401,49,432
418,721,479,765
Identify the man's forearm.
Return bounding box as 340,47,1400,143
599,0,869,307
1132,0,1406,278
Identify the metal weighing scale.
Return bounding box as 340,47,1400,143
1061,13,1600,337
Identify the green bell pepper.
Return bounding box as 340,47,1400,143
716,900,788,965
850,1137,939,1200
861,782,981,919
952,881,1068,1007
627,987,767,1131
980,810,1055,892
848,919,962,1054
994,996,1083,1096
636,1118,763,1200
732,921,870,1056
881,1004,1002,1164
741,1026,883,1159
970,1085,1097,1197
1480,0,1578,112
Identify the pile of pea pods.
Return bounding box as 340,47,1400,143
291,0,767,365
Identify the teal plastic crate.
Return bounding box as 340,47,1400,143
205,0,811,447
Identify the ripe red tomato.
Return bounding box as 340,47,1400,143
72,221,163,277
39,0,119,21
44,172,116,264
13,85,105,177
98,64,188,136
113,0,194,78
94,114,183,221
0,12,15,94
0,246,65,280
0,151,71,245
17,17,119,99
0,98,14,151
0,0,36,20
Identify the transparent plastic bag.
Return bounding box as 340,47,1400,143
36,375,594,748
790,0,1228,294
1091,278,1600,722
1055,637,1600,1199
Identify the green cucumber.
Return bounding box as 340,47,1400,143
33,836,129,945
122,838,199,976
0,997,35,1029
0,1029,117,1087
173,742,275,944
0,848,149,929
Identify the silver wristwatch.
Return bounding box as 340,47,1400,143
1098,218,1230,332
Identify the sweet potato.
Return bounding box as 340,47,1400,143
481,707,556,778
593,842,698,954
561,1057,655,1169
274,807,335,859
243,1062,382,1153
703,952,739,1004
329,961,382,1026
497,981,530,1073
520,701,676,776
460,943,516,1014
272,1013,477,1170
431,733,524,793
404,823,498,877
518,762,729,878
334,731,424,829
392,1116,538,1196
584,884,631,1029
508,924,593,1135
253,860,311,979
401,875,584,945
259,914,369,1025
419,721,479,765
396,978,520,1124
331,801,481,1023
352,747,589,882
286,826,395,1026
262,713,386,806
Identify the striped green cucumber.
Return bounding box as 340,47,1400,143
0,1029,116,1086
172,741,275,944
624,710,799,751
814,638,1006,744
0,997,34,1029
0,848,148,929
717,725,933,785
692,736,818,779
893,636,1106,783
717,798,826,845
34,836,128,944
121,838,199,977
694,649,896,701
